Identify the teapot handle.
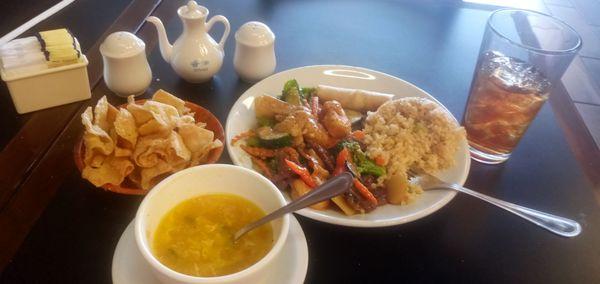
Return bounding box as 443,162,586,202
206,15,230,50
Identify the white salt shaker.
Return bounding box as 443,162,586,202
100,32,152,97
234,22,276,83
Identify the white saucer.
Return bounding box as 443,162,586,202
112,216,309,284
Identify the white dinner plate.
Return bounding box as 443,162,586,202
226,65,470,227
112,216,309,284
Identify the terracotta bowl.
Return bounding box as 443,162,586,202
74,100,224,195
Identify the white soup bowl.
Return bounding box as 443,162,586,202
134,164,290,284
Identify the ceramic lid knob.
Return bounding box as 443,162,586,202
100,32,145,58
179,0,204,19
235,21,275,46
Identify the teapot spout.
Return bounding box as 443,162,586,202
146,16,172,63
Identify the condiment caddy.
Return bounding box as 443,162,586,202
0,28,90,114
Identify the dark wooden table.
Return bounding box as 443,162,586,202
1,0,599,283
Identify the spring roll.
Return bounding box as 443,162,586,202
316,85,394,111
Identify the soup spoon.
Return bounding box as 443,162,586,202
234,172,354,241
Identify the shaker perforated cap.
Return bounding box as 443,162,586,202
235,21,275,47
100,31,145,58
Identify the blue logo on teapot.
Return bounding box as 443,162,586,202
190,59,210,71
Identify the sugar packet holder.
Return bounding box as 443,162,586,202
0,31,90,114
1,54,90,114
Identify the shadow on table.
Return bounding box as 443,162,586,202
464,161,506,194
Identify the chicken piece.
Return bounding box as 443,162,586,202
302,111,334,147
274,109,335,148
273,111,305,138
321,100,352,139
272,114,305,146
254,96,297,118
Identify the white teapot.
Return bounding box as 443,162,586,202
146,1,230,83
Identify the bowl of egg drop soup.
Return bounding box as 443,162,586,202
135,164,290,284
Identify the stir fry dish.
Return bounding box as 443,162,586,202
232,80,384,215
232,80,464,215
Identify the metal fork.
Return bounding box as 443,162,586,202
407,169,581,237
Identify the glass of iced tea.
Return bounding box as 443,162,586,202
464,9,581,164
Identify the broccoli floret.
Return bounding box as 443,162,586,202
336,140,386,177
301,87,316,100
357,160,386,177
281,79,303,105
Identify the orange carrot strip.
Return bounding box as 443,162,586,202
251,156,273,179
231,130,255,145
351,130,365,140
284,159,316,188
353,178,378,205
374,155,386,166
240,144,276,158
334,147,350,175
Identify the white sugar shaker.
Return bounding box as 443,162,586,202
100,32,152,97
234,22,276,83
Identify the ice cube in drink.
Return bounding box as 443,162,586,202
463,51,551,162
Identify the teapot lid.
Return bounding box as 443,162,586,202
235,21,275,47
100,31,145,58
178,1,207,19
